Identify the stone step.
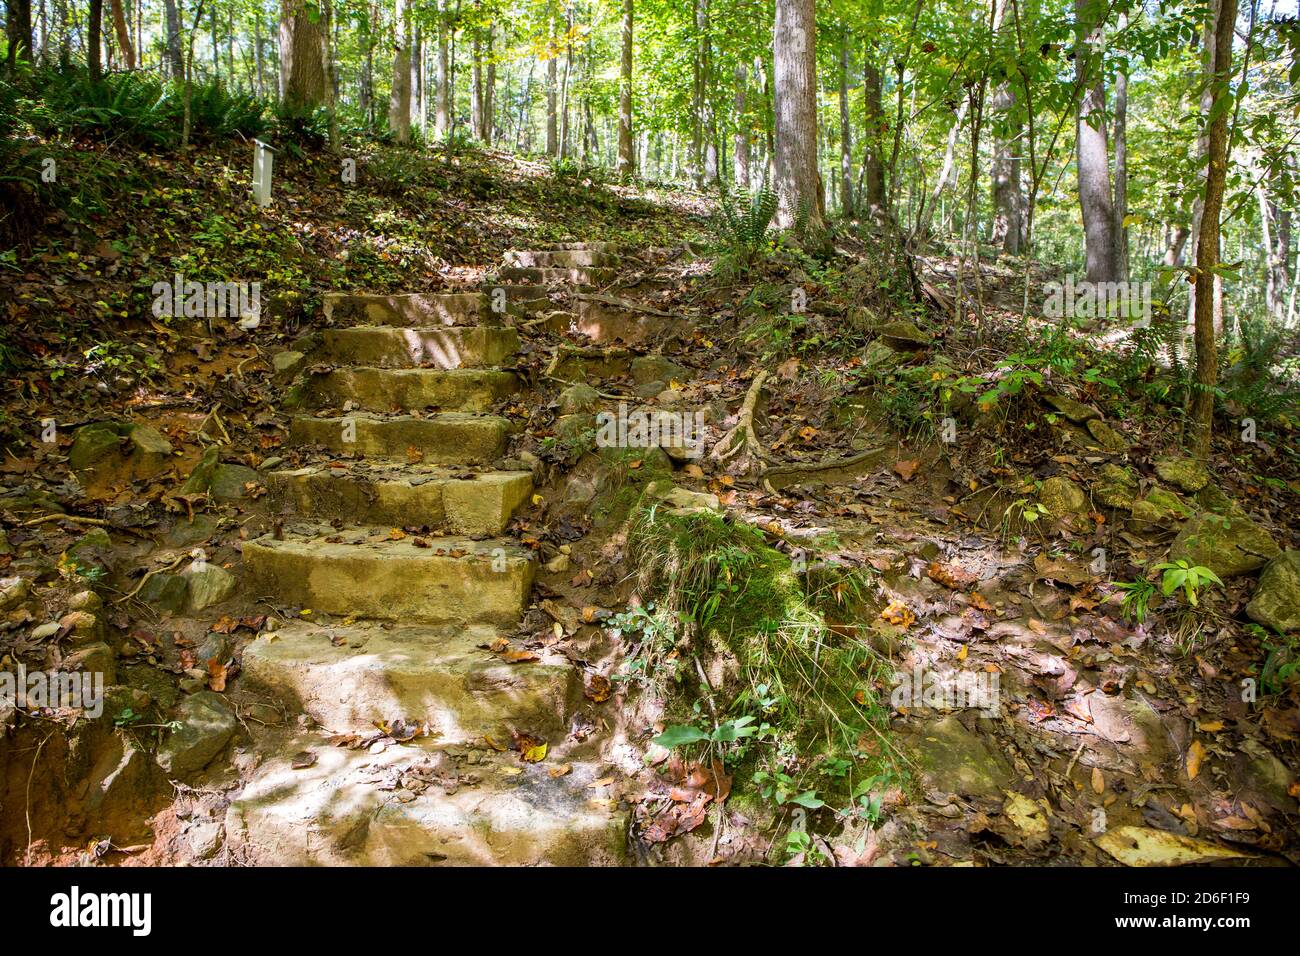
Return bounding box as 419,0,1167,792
242,527,535,625
503,249,618,269
322,292,504,327
317,325,520,369
495,265,615,286
550,241,623,253
304,368,518,413
241,622,577,740
266,463,531,535
288,412,508,464
226,743,627,865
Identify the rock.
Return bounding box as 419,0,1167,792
182,563,237,612
63,642,117,685
877,320,932,351
67,590,102,612
1154,456,1211,493
557,383,600,415
137,572,189,616
1246,551,1300,634
1193,483,1247,519
1085,418,1128,452
271,350,306,380
156,691,237,778
31,622,61,640
860,339,901,371
901,716,1014,798
58,610,106,646
66,528,115,576
657,389,683,405
544,553,571,574
633,379,665,399
209,463,261,500
643,480,720,514
0,576,29,611
196,632,230,664
631,354,689,386
186,820,225,860
165,514,219,548
1044,393,1100,423
1038,476,1089,516
1129,487,1194,532
556,414,598,458
1092,465,1138,509
69,421,173,487
1170,513,1281,579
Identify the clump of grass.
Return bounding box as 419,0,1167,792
628,504,892,757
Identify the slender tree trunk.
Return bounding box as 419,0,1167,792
545,4,558,156
1074,0,1121,284
773,0,824,232
389,0,412,142
109,0,133,68
1113,12,1130,280
861,45,886,219
161,0,183,78
6,0,34,70
88,0,103,79
990,84,1025,255
280,0,328,109
733,62,750,189
1190,0,1238,456
617,0,634,178
471,8,484,139
837,25,854,217
435,1,450,137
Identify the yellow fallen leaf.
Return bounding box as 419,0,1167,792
1091,767,1105,795
587,776,615,788
522,742,548,763
1195,719,1224,732
548,764,572,778
1186,739,1206,780
956,644,968,662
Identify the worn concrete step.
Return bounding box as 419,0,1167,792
317,325,520,368
242,528,535,625
503,249,618,269
289,412,508,464
242,622,577,740
226,744,627,865
305,368,518,413
495,265,615,286
550,241,624,253
322,292,505,327
266,463,531,535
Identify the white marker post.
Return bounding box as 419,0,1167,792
253,139,275,207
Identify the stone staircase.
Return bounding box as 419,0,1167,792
225,245,629,866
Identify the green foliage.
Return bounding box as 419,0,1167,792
1152,559,1224,607
1114,576,1159,624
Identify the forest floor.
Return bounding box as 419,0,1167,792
1,135,1297,866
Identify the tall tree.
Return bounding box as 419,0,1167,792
1074,0,1121,283
280,0,329,109
5,0,34,71
617,0,634,178
436,0,451,137
733,62,750,190
163,0,185,78
860,41,886,219
1190,0,1239,455
837,24,854,217
389,0,412,142
772,0,824,232
109,0,134,68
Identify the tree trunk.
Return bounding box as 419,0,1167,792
5,0,33,70
733,62,750,190
861,45,886,219
773,0,824,232
1190,0,1238,456
990,84,1025,255
88,0,103,80
162,0,184,78
435,1,450,137
837,25,853,217
471,10,484,139
1113,11,1130,280
280,0,328,110
1074,0,1120,284
389,0,411,142
617,0,634,178
109,0,133,69
484,25,496,143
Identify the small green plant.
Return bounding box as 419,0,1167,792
1114,576,1159,624
752,769,825,809
653,714,763,750
1151,559,1224,607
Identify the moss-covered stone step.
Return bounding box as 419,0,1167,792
226,743,627,866
495,265,615,286
241,622,576,739
503,249,619,269
317,325,520,368
322,292,503,327
305,368,518,413
266,463,531,534
288,412,508,464
242,527,535,625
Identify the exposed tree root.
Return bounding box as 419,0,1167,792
710,370,770,470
